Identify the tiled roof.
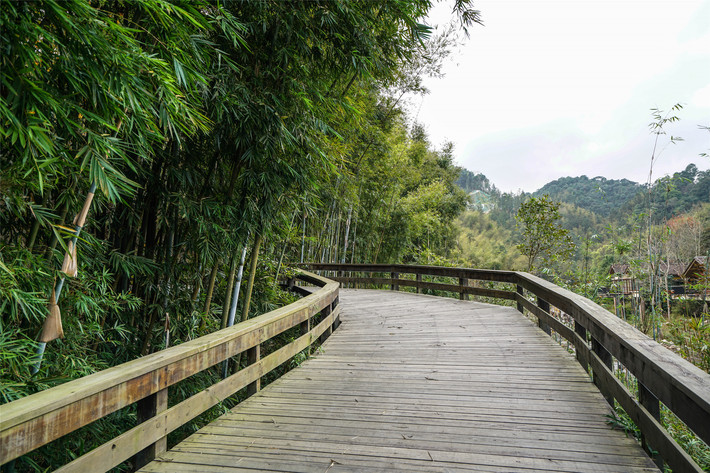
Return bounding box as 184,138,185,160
609,263,630,275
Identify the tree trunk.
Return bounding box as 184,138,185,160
274,211,298,286
221,253,238,330
227,242,248,326
190,261,203,309
315,199,336,259
341,206,353,263
350,209,358,264
27,211,41,250
200,258,221,330
221,241,248,378
373,192,396,264
332,211,341,264
664,268,671,320
241,233,262,323
300,211,306,264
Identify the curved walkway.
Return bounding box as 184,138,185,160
140,289,657,472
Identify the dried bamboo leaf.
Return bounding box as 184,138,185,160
39,289,64,342
76,191,95,228
61,240,78,278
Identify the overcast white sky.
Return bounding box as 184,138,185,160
419,0,710,193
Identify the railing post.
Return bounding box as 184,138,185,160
391,272,399,291
416,273,422,294
536,297,551,335
591,336,614,406
133,388,168,470
300,313,311,355
638,382,664,469
319,303,333,343
516,285,524,313
300,312,310,336
459,277,468,300
332,297,341,330
574,321,588,368
246,344,260,397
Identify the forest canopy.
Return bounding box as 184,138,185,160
1,0,479,404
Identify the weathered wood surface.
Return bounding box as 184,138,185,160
140,290,657,472
306,262,710,467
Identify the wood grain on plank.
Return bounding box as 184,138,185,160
140,289,657,472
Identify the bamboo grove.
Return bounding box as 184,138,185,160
1,0,478,437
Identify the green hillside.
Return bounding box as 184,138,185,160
618,164,710,222
454,164,710,277
456,164,710,221
534,175,641,217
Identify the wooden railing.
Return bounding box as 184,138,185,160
0,271,339,472
306,263,710,473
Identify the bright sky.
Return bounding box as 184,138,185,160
420,0,710,193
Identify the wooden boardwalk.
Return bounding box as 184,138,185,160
140,289,658,472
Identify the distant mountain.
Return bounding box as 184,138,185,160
455,164,710,220
456,169,497,195
534,176,642,217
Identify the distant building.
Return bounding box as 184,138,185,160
660,261,687,296
608,261,686,298
683,256,708,297
609,263,636,296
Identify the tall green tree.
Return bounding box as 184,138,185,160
516,195,575,271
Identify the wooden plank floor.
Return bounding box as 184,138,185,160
140,289,658,472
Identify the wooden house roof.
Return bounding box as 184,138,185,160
659,262,687,277
682,256,707,280
609,263,630,275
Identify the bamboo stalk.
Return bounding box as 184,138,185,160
350,209,358,264
274,210,298,286
301,209,306,263
240,233,262,323
32,181,97,375
200,258,221,330
222,241,248,378
221,253,238,330
341,206,353,263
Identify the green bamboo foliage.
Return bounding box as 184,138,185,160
0,1,484,468
1,0,479,394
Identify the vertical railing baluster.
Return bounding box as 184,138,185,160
536,297,551,335
319,303,333,343
300,311,311,355
332,297,340,330
574,321,588,369
246,344,260,397
516,285,524,313
591,336,614,406
133,388,168,470
638,382,664,469
460,277,468,300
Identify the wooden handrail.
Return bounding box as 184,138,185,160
305,263,710,473
0,270,340,472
